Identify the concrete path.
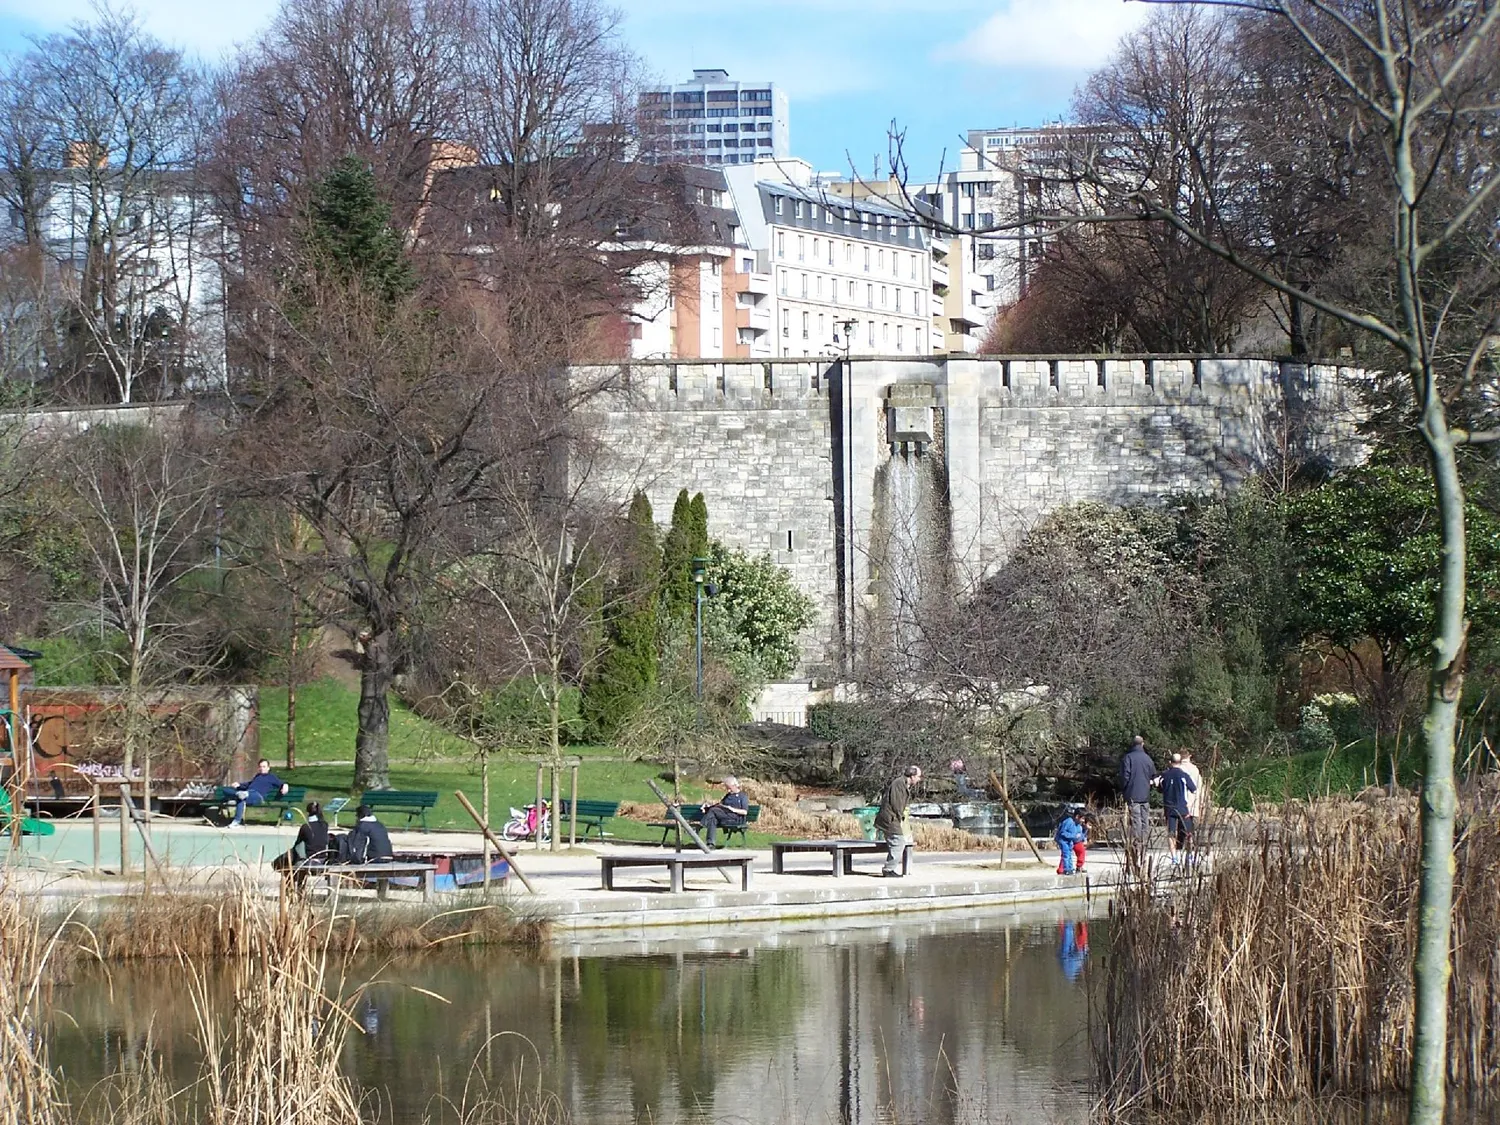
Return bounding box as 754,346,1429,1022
3,819,1151,936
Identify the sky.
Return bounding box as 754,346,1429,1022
0,0,1149,179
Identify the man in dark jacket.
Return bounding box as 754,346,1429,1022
699,776,749,848
874,765,921,877
1155,755,1199,863
1119,736,1156,848
344,804,394,864
227,759,289,827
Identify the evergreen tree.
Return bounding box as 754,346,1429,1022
659,489,696,628
583,492,661,740
307,155,414,301
688,491,709,559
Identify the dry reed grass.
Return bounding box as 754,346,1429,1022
0,876,68,1125
1094,795,1500,1119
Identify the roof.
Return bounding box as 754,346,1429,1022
0,645,35,672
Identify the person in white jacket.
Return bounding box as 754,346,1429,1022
1179,750,1206,821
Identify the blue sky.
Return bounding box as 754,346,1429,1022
0,0,1148,179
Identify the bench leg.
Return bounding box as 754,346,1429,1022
741,862,752,891
772,851,784,874
377,878,389,901
669,862,684,894
602,863,614,891
902,845,912,877
835,848,848,877
423,869,434,903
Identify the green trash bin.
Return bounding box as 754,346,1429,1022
852,806,880,841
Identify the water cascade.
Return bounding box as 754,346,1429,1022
872,384,949,676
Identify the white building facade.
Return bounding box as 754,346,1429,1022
639,70,790,168
724,161,933,359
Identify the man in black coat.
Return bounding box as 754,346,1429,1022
344,804,394,864
1120,736,1157,849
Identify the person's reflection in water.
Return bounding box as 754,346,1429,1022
362,1000,380,1036
1057,920,1090,982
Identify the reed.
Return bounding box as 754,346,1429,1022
1093,794,1500,1119
0,876,68,1125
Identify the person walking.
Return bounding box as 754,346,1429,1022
1155,755,1199,864
1179,749,1206,823
1120,736,1156,849
874,765,921,878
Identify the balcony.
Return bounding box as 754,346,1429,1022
741,271,773,296
930,260,950,287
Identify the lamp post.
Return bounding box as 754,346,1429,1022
691,556,709,704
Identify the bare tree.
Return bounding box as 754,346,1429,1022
1093,2,1500,1117
0,10,217,402
58,418,218,811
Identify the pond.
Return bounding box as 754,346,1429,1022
46,906,1098,1125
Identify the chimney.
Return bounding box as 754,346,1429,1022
63,141,107,169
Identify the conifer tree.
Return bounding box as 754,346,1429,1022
583,492,660,739
659,489,696,628
307,154,413,301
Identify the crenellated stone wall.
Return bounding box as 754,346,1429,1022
573,355,1367,680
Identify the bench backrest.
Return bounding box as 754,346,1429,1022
558,799,621,817
360,790,439,809
745,805,761,823
216,785,306,803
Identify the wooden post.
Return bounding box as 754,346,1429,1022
988,770,1046,865
534,765,544,851
569,762,579,847
118,781,130,875
92,781,101,875
454,790,535,893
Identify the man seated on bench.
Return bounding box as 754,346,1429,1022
699,777,749,849
343,803,394,863
226,759,289,828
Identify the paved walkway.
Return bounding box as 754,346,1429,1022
3,819,1144,936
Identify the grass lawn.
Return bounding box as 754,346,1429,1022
1211,738,1422,810
256,677,784,842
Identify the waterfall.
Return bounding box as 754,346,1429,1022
878,443,945,671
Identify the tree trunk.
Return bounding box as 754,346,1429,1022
1409,424,1467,1125
354,631,393,791
1288,294,1309,359
286,616,300,770
548,682,562,853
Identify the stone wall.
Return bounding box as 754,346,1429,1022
574,355,1366,681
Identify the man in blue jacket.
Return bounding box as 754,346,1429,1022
1155,754,1199,864
226,759,289,827
1119,736,1156,850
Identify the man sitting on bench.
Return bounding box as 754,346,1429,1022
226,759,289,827
699,777,749,849
343,803,394,863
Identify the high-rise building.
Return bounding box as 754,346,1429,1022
638,69,789,167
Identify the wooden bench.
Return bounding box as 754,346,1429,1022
359,789,439,831
651,804,761,849
770,839,912,877
309,861,438,902
206,785,307,825
556,798,621,840
600,853,754,893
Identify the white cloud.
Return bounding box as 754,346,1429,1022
943,0,1149,71
0,0,279,58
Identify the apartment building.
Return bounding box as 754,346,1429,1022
639,69,790,168
724,160,933,359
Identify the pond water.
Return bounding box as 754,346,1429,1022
46,906,1099,1125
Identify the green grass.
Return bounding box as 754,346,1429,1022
257,676,780,840
1212,739,1423,810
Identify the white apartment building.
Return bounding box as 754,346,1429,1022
724,160,933,359
639,69,790,168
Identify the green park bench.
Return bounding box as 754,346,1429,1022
652,803,760,849
359,789,439,831
207,785,307,825
556,798,621,840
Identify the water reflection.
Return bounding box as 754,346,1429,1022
48,906,1100,1124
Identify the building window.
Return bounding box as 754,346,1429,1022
711,289,720,312
825,208,833,225
896,324,904,350
713,326,721,348
863,247,871,273
880,286,888,308
743,257,755,272
878,249,885,272
711,260,721,276
781,309,790,337
812,237,820,259
794,200,804,218
778,270,787,295
816,274,824,298
895,289,902,313
828,242,835,266
848,279,856,301
978,243,995,260
818,313,825,339
883,322,890,345
962,215,974,229
797,235,805,261
801,311,809,340
801,272,809,297
866,283,873,308
777,232,785,259
907,224,915,241
810,205,819,220
867,320,875,346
